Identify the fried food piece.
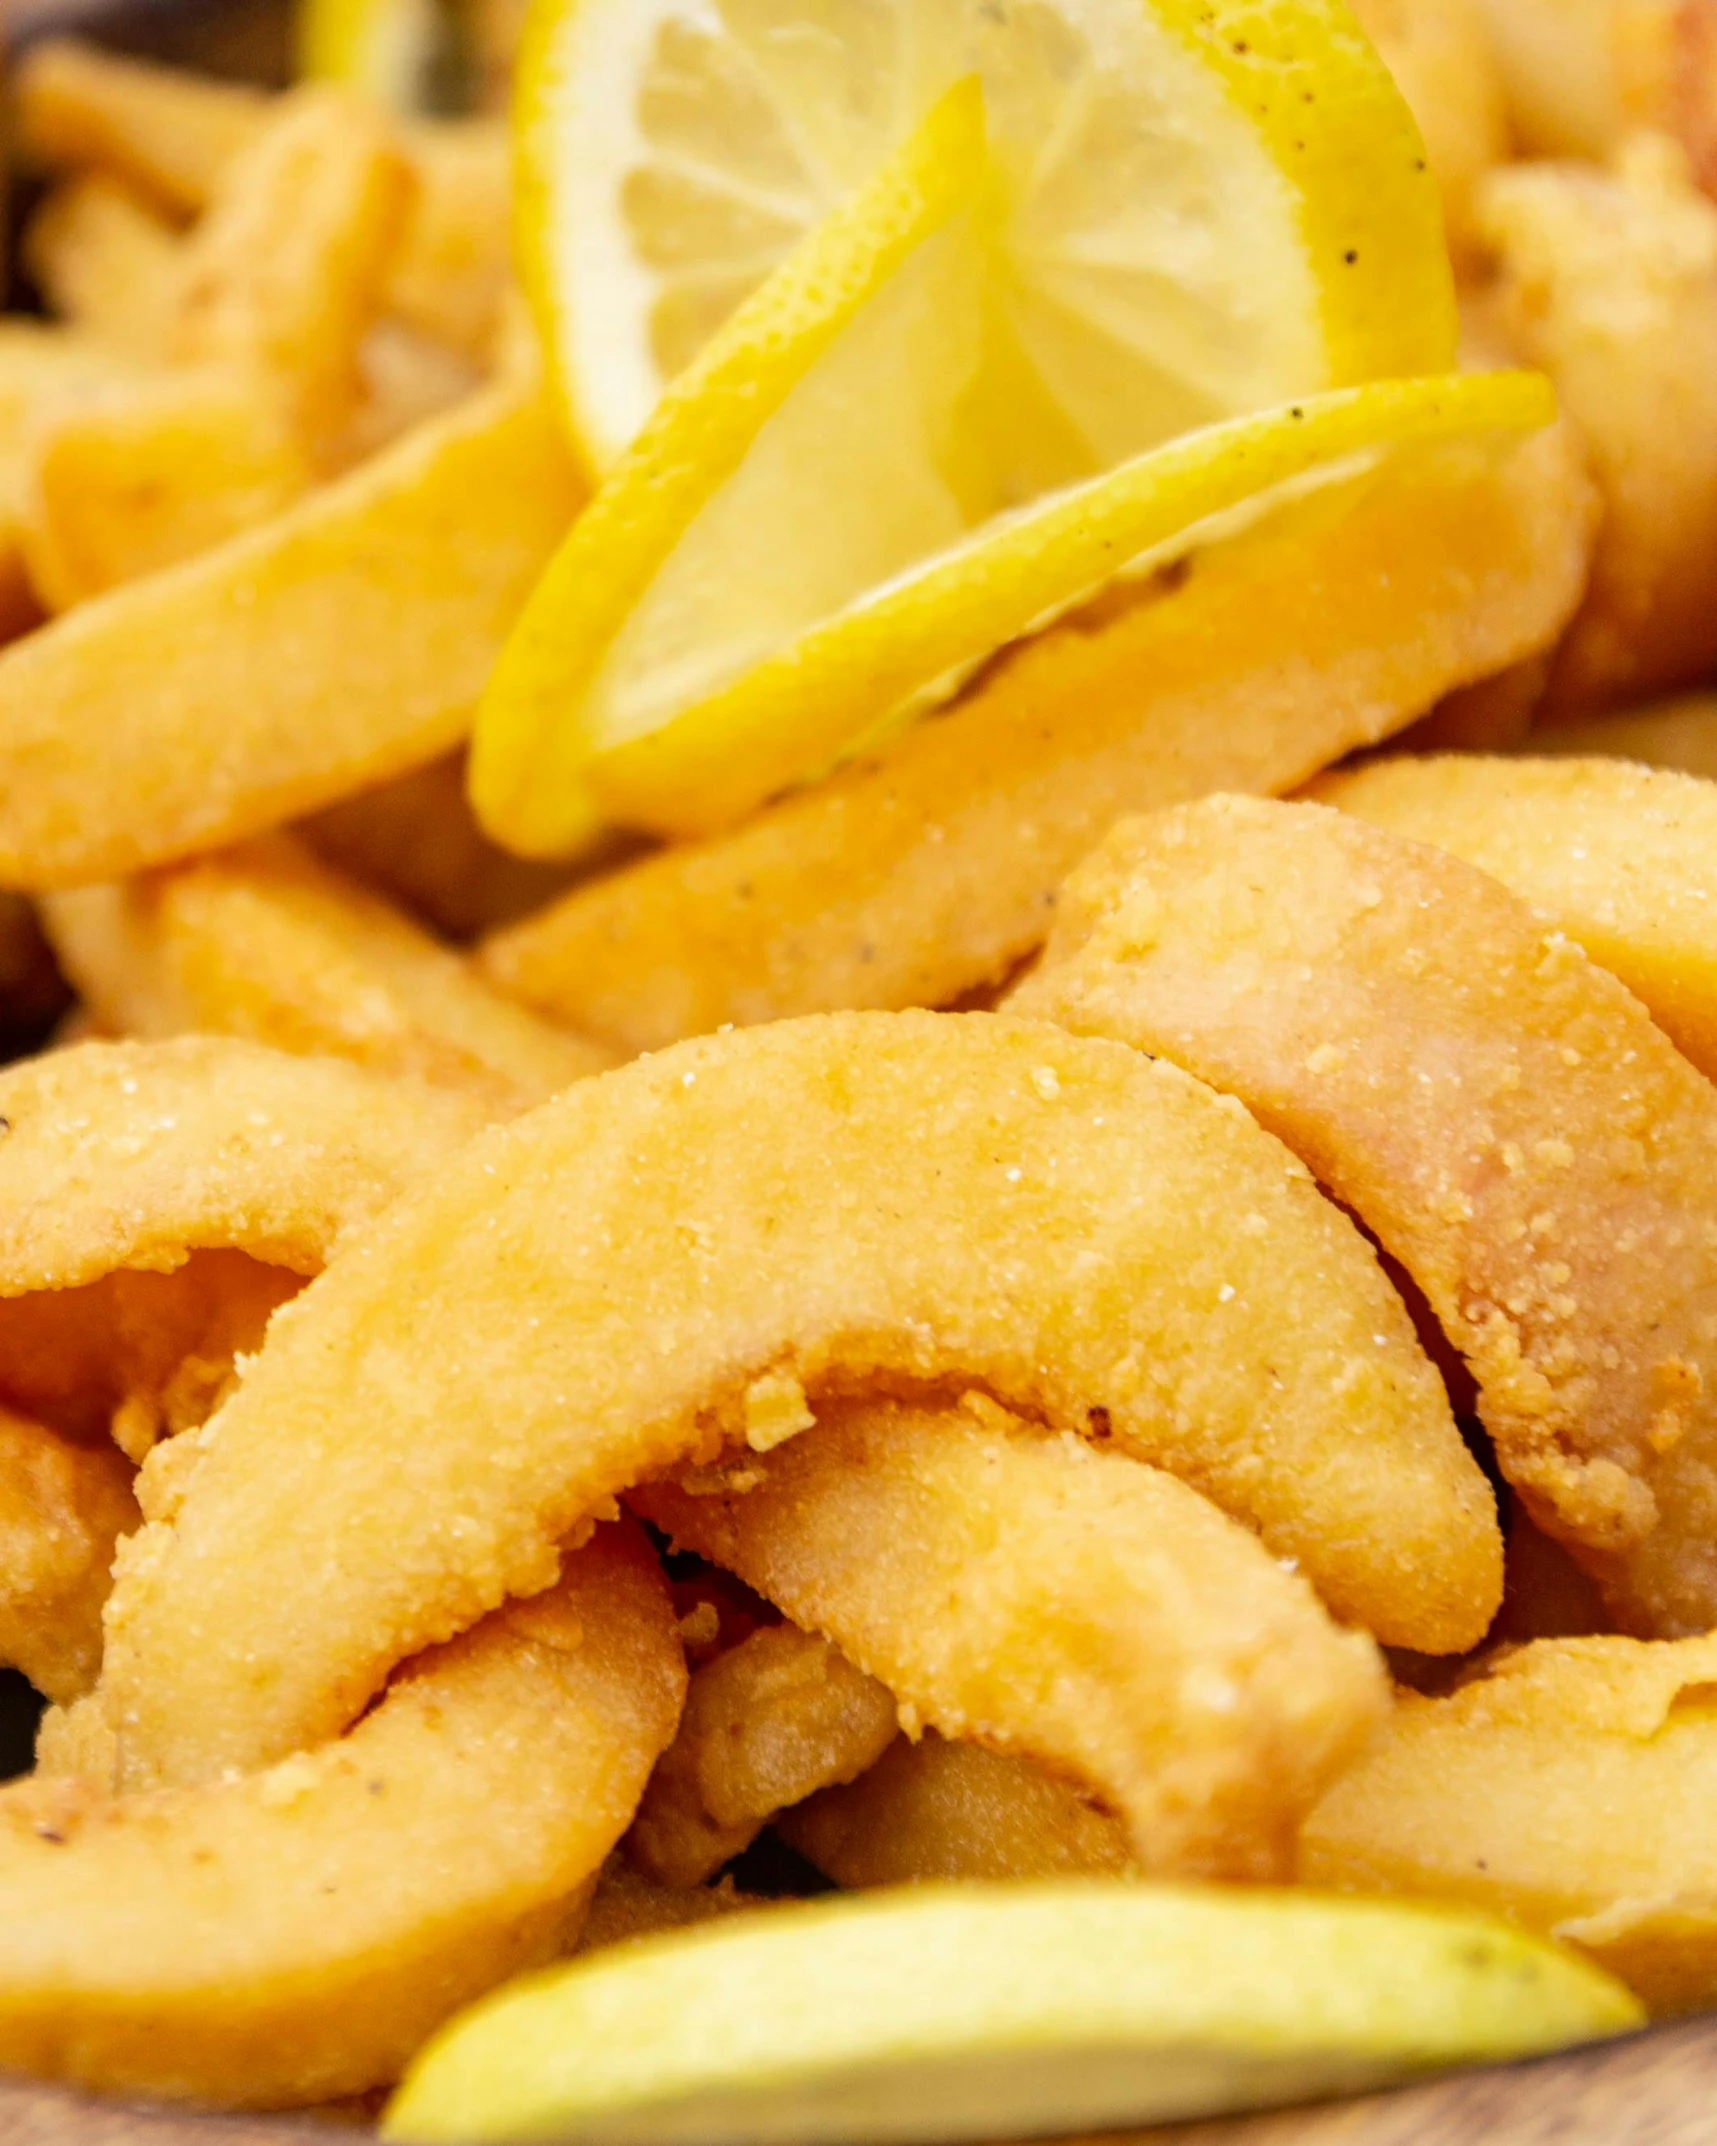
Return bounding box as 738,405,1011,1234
0,1035,486,1291
22,178,181,364
170,88,414,466
574,1862,761,1955
626,1624,898,1888
1472,0,1714,162
302,751,581,942
0,1408,139,1705
0,1521,683,2109
1015,795,1717,1634
1349,0,1509,270
102,1012,1489,1794
339,321,484,470
1529,691,1717,776
778,1732,1133,1886
1312,755,1717,1080
1301,1634,1717,2014
382,123,511,364
12,42,267,219
0,370,580,890
0,1036,485,1474
1477,135,1717,713
32,1690,116,1781
478,420,1592,1054
43,836,612,1110
638,1393,1389,1880
18,371,311,613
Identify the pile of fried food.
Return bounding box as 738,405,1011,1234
3,0,1717,2133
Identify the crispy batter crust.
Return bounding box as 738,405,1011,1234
0,1521,682,2107
1311,754,1717,1079
0,1407,139,1705
103,1011,1492,1793
1016,795,1717,1632
638,1393,1389,1880
1300,1633,1717,2014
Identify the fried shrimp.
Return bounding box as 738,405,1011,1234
1300,1633,1717,2014
478,421,1592,1055
636,1393,1390,1881
1015,796,1717,1634
102,1012,1492,1794
1311,754,1717,1079
43,835,613,1111
0,1521,683,2108
0,1406,139,1704
625,1624,898,1889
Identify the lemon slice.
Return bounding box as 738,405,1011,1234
297,0,447,110
516,0,1457,477
474,351,1553,850
383,1882,1641,2144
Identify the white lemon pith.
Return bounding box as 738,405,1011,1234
382,1883,1641,2144
516,0,1456,475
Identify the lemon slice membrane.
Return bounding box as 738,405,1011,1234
517,0,1457,477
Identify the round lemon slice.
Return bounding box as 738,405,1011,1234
382,1882,1641,2144
516,0,1458,476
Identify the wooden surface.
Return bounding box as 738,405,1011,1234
4,2018,1717,2146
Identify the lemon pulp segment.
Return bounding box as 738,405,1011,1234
472,75,993,855
383,1881,1640,2145
515,0,1455,475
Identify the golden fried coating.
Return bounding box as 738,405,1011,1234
0,1407,139,1705
22,178,181,364
0,372,580,891
103,1012,1489,1793
1016,795,1717,1635
626,1624,897,1888
1301,1634,1717,2014
479,421,1593,1054
44,837,612,1110
1349,0,1509,270
638,1393,1390,1880
1312,755,1717,1079
13,42,266,219
0,1522,683,2108
169,88,412,467
0,1035,486,1289
1477,135,1717,712
778,1732,1133,1887
1472,0,1713,162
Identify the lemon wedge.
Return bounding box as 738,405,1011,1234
383,1882,1641,2144
516,0,1456,477
297,0,447,110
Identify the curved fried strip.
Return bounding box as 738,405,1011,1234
1311,755,1717,1079
626,1624,898,1889
1300,1634,1717,2015
778,1732,1133,1887
637,1393,1389,1879
0,1408,138,1705
0,1521,682,2109
43,837,613,1113
478,420,1592,1055
0,1034,487,1289
575,1864,760,1957
1015,795,1717,1632
104,1011,1488,1793
0,372,579,891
